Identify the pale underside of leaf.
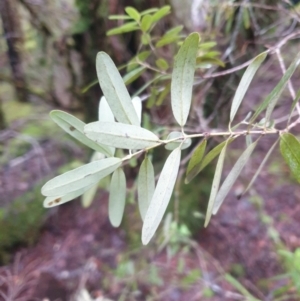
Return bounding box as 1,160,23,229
98,96,115,156
142,147,181,245
109,168,126,227
44,184,94,208
84,121,160,150
230,52,267,124
204,140,228,227
96,52,140,126
138,156,155,221
213,140,258,215
132,96,142,125
171,33,199,127
50,110,113,157
81,152,105,208
41,157,122,196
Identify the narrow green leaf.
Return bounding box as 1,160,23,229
44,184,94,208
156,83,171,106
171,33,200,126
140,8,159,15
213,140,258,215
199,138,235,173
164,25,184,38
132,96,142,125
123,66,145,85
230,52,267,124
81,152,105,208
288,88,300,124
142,147,181,245
265,52,300,124
198,41,217,50
125,6,140,22
106,22,139,36
96,52,140,126
109,168,126,227
185,139,207,184
165,131,191,150
50,110,113,157
204,140,228,227
41,157,122,197
151,5,171,22
196,57,225,68
250,51,300,124
127,51,150,72
225,274,260,301
155,58,169,70
109,15,132,20
244,138,279,194
141,14,153,32
156,35,179,48
138,156,155,221
84,121,160,150
280,133,300,182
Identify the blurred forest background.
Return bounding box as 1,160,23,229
0,0,300,300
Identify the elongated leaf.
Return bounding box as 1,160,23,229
41,157,122,196
140,8,159,15
125,7,140,22
109,15,132,20
165,131,191,150
81,152,105,208
99,96,115,122
171,33,199,127
198,138,235,173
288,88,300,124
230,52,267,124
204,140,228,227
50,110,113,157
155,58,169,70
244,138,279,194
213,140,258,215
151,5,170,22
265,52,300,123
84,121,160,150
141,14,153,32
138,156,155,220
280,133,300,182
44,184,94,208
106,23,139,36
156,35,179,48
123,66,145,85
132,96,142,125
109,168,126,227
142,147,181,245
96,52,140,125
250,51,300,124
185,139,207,184
98,96,115,156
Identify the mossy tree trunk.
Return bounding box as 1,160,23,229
0,0,28,103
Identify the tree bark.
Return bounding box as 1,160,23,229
0,0,29,102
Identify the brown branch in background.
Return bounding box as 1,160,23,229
18,0,52,37
0,0,29,103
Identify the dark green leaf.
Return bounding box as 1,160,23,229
123,66,146,85
185,139,207,184
280,133,300,182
